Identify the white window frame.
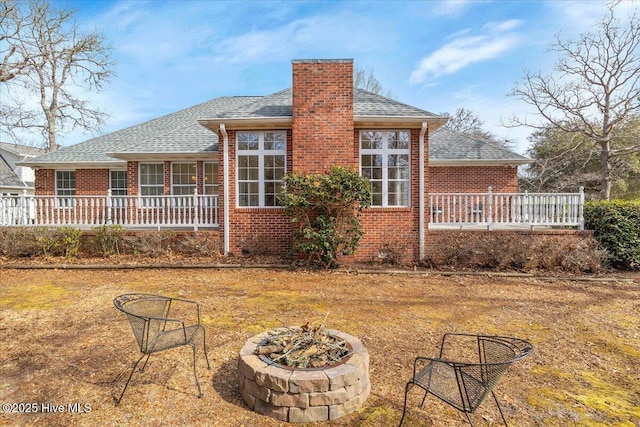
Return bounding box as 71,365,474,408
236,131,286,208
171,162,197,196
139,163,164,207
55,170,76,208
203,162,218,196
360,130,411,207
110,169,127,196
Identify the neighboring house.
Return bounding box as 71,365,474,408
19,59,533,260
0,142,43,195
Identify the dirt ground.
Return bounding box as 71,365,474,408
0,266,639,427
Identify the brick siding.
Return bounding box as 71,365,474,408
430,166,519,193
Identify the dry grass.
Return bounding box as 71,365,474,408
0,268,639,427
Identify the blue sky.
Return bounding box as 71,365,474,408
45,0,637,154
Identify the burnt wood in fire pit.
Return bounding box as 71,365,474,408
238,328,370,423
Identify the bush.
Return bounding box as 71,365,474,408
90,225,125,257
122,230,174,258
422,231,607,273
0,227,44,257
280,166,372,268
584,200,640,270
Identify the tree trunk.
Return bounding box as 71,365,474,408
600,139,612,200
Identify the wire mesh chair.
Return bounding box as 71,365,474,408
113,293,211,404
399,333,533,426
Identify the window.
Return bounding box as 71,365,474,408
237,131,286,207
139,163,164,206
56,170,76,207
172,162,197,196
204,162,218,195
360,130,410,207
110,170,127,210
110,170,127,196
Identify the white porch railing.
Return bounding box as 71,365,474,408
0,190,219,230
429,187,585,230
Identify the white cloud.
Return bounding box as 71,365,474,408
211,12,391,65
410,20,523,84
432,0,472,16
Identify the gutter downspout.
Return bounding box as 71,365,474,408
220,124,230,255
419,122,427,260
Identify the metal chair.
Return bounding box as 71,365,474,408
399,333,533,426
113,293,211,404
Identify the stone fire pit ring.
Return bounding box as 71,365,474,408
238,329,370,423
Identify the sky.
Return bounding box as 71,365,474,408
14,0,640,154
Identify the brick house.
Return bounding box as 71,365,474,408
20,59,532,261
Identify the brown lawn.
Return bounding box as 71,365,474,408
0,267,639,427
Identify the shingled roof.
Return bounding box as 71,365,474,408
20,96,260,167
20,89,528,167
429,127,530,165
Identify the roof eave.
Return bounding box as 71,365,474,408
354,116,448,129
17,160,126,169
198,117,293,131
429,159,531,167
106,151,217,161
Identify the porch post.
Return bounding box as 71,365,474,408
106,189,112,225
20,189,27,225
487,186,493,230
578,186,585,230
193,188,199,232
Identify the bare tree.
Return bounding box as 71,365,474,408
443,107,514,148
508,2,640,200
354,66,394,98
1,0,29,82
1,0,114,152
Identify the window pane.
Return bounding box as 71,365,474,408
204,163,218,195
238,132,259,150
388,131,410,149
388,181,409,206
361,131,383,149
264,132,286,150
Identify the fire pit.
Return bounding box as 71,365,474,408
238,328,370,423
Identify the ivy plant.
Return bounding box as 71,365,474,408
280,166,372,268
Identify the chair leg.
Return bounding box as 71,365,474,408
191,343,203,398
139,353,152,373
201,326,211,370
492,390,508,426
418,389,429,409
398,382,413,427
115,353,147,405
465,412,475,426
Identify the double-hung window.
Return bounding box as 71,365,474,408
139,163,164,207
110,170,127,209
56,170,76,208
360,130,410,207
172,163,197,196
203,162,218,196
237,131,286,207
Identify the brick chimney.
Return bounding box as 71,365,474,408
291,59,354,173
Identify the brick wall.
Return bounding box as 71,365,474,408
35,168,110,195
292,59,355,172
219,128,293,256
34,169,54,195
356,128,427,262
430,165,519,193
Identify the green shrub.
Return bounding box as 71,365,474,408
584,200,640,270
90,225,125,257
280,166,372,268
